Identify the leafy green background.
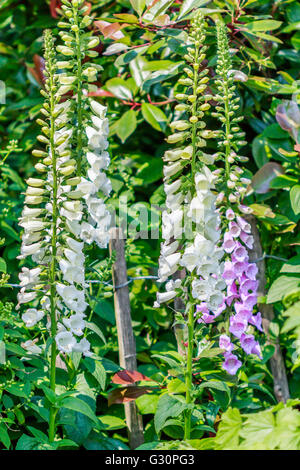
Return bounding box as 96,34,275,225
0,0,299,450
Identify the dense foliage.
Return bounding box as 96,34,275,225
0,0,299,450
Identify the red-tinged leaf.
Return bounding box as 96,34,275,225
108,386,154,406
276,101,300,141
27,55,45,86
112,370,152,385
145,0,161,13
88,89,115,98
153,14,172,27
50,0,61,18
94,21,126,40
251,162,284,194
295,144,300,153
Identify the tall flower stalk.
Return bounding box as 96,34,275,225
17,12,112,439
213,22,263,374
57,0,112,246
155,12,225,440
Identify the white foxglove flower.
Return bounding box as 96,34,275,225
22,340,42,355
22,309,44,327
63,314,85,336
56,331,77,353
73,337,92,357
19,267,41,287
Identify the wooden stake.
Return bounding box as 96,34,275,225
246,215,290,403
109,227,144,449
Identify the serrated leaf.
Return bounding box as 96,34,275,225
215,408,242,449
154,394,188,433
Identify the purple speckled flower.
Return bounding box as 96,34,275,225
223,232,236,253
226,281,239,306
233,243,248,262
219,206,263,375
251,341,263,359
222,352,242,375
249,312,263,332
233,260,247,277
241,293,257,310
240,279,259,297
228,221,241,238
245,263,258,280
229,314,248,338
240,333,256,354
236,216,251,234
219,334,234,352
226,209,235,220
234,302,252,320
223,261,236,283
240,230,254,249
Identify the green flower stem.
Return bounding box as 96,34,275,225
47,38,59,443
191,48,199,181
224,83,231,186
184,303,195,440
72,4,84,176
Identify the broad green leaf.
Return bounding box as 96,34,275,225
0,424,10,449
243,20,282,32
130,0,145,16
0,258,7,273
215,408,242,449
290,185,300,215
105,78,133,100
98,415,126,430
198,380,230,396
61,396,99,425
85,321,106,344
141,103,168,131
178,0,209,20
267,276,300,303
154,394,188,433
291,31,300,50
84,357,107,390
281,302,300,333
239,410,276,447
115,109,137,143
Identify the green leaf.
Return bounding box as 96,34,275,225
0,258,7,273
0,424,10,449
115,109,137,143
267,276,300,303
85,321,106,344
239,410,276,447
244,20,282,32
84,357,107,390
215,408,242,449
98,415,126,430
198,380,230,395
105,78,133,100
178,0,209,20
141,103,168,132
154,394,188,433
129,0,145,16
61,396,99,425
290,185,300,215
282,302,300,333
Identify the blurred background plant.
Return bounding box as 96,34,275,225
0,0,299,450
